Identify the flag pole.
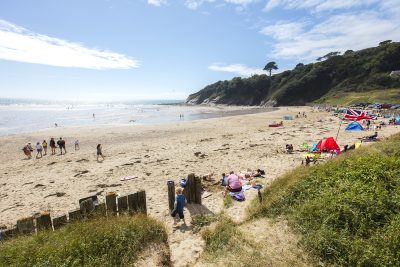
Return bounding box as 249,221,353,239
335,116,343,141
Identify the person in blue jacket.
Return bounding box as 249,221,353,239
171,187,186,225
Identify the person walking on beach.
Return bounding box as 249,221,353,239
35,142,43,158
42,140,48,156
50,138,56,155
96,144,104,162
22,143,32,159
75,140,80,150
171,187,186,226
57,137,66,155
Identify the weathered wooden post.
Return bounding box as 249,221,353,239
94,202,106,216
167,180,175,211
52,215,67,229
137,190,147,214
128,192,139,214
36,212,52,231
106,192,118,216
80,198,95,218
194,176,202,205
17,217,35,235
118,195,128,214
1,227,18,240
68,209,83,222
183,173,196,203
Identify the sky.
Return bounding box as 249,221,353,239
0,0,399,102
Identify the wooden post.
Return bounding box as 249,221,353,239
79,195,98,205
1,227,18,240
94,202,106,216
137,190,147,214
17,217,35,235
128,192,139,214
194,176,202,205
118,195,128,214
79,198,95,218
36,212,52,231
167,180,175,211
106,192,118,216
183,173,195,203
68,209,83,222
52,215,67,229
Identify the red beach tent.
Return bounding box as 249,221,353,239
316,137,340,152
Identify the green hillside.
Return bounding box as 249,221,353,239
248,133,400,266
187,42,400,106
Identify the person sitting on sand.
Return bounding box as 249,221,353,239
171,187,186,226
35,142,43,158
75,140,80,150
50,138,56,155
286,144,294,153
224,171,242,197
368,131,378,140
97,144,105,162
220,173,228,186
22,144,32,159
42,140,48,156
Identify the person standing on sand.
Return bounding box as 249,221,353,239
96,144,104,162
75,140,80,150
57,137,66,155
22,144,32,159
42,140,48,156
171,187,186,226
50,138,56,155
35,142,43,158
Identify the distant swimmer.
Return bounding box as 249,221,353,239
55,123,58,127
93,113,95,119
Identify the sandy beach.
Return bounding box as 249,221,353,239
1,106,399,266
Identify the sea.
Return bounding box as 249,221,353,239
0,98,272,136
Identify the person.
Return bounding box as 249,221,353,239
54,123,58,127
368,131,378,141
286,144,293,153
171,187,186,226
27,143,34,152
97,144,105,161
57,137,66,155
75,140,80,150
42,140,48,156
22,144,32,159
49,138,56,155
220,173,228,186
35,142,43,158
366,120,371,130
224,172,242,197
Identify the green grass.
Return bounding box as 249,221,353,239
191,214,220,234
317,88,400,105
0,214,168,267
249,133,400,266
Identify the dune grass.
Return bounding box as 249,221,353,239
249,133,400,266
0,214,168,266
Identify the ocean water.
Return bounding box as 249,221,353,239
0,99,272,136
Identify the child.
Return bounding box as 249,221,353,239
96,144,105,162
42,140,48,156
75,140,80,150
171,187,186,226
35,142,43,158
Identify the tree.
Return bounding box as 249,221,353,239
263,61,278,76
379,40,392,46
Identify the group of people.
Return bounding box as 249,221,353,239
22,137,78,159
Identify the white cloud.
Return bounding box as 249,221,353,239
185,0,215,10
262,11,400,61
260,21,307,40
264,0,378,12
147,0,168,7
209,62,267,76
184,0,256,10
0,20,138,69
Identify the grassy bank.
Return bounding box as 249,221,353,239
0,215,168,266
249,133,400,266
317,88,400,106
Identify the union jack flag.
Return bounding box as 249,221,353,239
344,108,376,121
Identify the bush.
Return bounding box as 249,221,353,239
0,215,168,266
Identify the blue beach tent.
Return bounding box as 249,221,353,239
395,117,400,125
345,121,364,131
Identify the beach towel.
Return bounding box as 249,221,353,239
229,191,245,201
252,184,263,190
242,184,252,191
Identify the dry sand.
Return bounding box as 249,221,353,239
1,106,399,266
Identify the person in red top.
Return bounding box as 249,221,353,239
224,171,242,196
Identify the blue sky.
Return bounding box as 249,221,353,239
0,0,399,101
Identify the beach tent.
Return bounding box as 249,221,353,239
345,121,364,131
310,142,318,152
395,117,400,125
316,137,340,152
283,116,293,120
